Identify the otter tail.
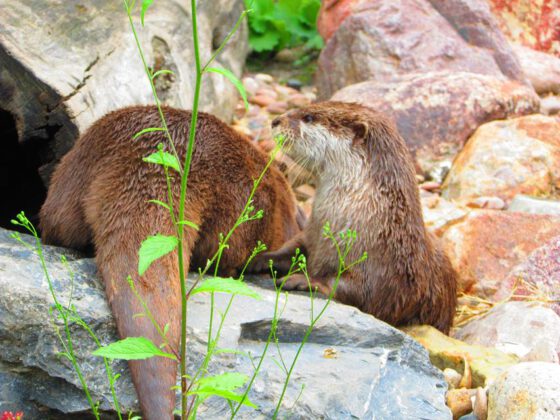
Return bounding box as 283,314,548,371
91,198,200,419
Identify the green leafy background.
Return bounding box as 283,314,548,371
245,0,323,53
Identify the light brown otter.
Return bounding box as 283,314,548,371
40,105,300,419
253,101,457,334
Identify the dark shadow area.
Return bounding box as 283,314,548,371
0,109,47,232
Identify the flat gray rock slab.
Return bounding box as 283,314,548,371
0,228,451,419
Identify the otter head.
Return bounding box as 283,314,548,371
271,101,390,178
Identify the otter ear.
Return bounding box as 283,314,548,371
351,121,368,145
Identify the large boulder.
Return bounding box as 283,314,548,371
487,362,560,420
442,115,560,203
0,228,451,419
332,72,539,178
454,302,560,364
495,236,560,318
489,0,560,57
316,0,528,98
0,0,249,184
440,211,560,296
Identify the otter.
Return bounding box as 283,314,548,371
39,106,300,419
253,101,457,333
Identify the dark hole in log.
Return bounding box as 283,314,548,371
0,109,47,232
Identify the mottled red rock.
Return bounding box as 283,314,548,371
489,0,560,56
317,0,359,42
332,72,539,175
495,236,560,317
441,211,560,296
317,0,519,98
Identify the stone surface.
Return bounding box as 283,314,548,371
454,302,560,364
404,326,519,388
512,44,560,94
495,236,560,318
541,95,560,116
0,0,249,184
0,228,451,419
332,72,539,176
487,362,560,420
421,194,469,237
440,211,560,296
316,0,527,98
489,0,560,56
508,195,560,216
442,115,560,204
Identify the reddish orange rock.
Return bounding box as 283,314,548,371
441,211,560,296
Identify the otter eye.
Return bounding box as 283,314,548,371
302,114,314,123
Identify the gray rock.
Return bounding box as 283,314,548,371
488,362,560,420
508,195,560,216
0,228,451,419
0,0,248,184
454,301,560,364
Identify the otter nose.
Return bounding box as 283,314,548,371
271,117,281,128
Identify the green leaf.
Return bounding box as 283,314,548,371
141,0,154,26
132,127,165,140
198,372,247,391
138,234,178,276
92,337,176,360
143,151,181,172
176,220,200,230
190,373,256,408
191,277,262,300
151,69,175,80
205,67,249,111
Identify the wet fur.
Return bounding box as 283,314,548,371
261,101,457,333
40,106,300,419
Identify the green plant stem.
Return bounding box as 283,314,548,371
178,1,203,417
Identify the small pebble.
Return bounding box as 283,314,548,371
255,73,274,84
446,389,474,420
274,84,298,98
258,139,276,153
444,368,462,390
287,78,303,90
249,94,275,107
256,88,278,100
242,76,259,97
288,93,311,108
472,387,487,420
540,95,560,116
266,101,288,114
420,181,441,192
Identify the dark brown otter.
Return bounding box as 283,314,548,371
40,105,300,419
253,101,457,333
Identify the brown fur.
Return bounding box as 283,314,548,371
39,106,300,419
254,101,457,333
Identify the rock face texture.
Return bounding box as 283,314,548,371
331,72,539,177
0,0,249,185
442,115,560,203
454,302,560,364
316,0,528,98
440,211,560,296
0,228,451,419
487,362,560,420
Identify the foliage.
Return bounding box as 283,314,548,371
245,0,323,54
